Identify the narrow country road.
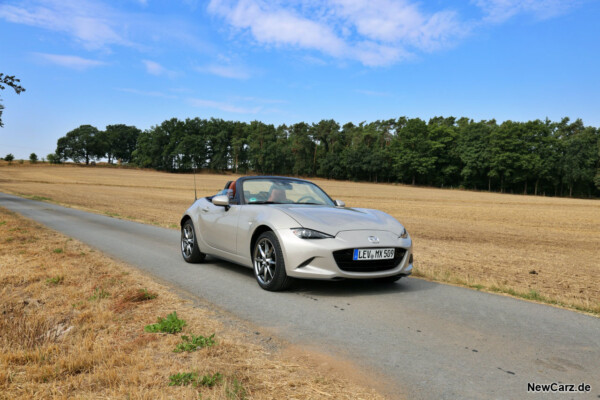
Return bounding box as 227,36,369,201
1,193,598,400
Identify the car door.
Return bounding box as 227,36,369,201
197,201,240,255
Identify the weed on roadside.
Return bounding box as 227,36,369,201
144,311,186,333
173,334,215,353
168,372,222,387
89,287,110,301
226,378,247,400
46,275,64,285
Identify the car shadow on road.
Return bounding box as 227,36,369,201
205,256,436,297
291,276,437,297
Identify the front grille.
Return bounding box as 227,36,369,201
332,248,407,272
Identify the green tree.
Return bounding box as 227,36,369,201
46,153,61,164
561,125,598,197
4,153,14,163
29,153,38,163
456,119,493,190
105,124,141,163
55,125,104,164
0,73,26,128
392,117,442,185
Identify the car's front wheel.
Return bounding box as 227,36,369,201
253,231,291,291
181,220,206,263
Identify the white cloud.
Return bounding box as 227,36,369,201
208,0,346,56
473,0,577,23
197,64,251,79
34,53,107,69
142,60,177,78
208,0,466,66
208,0,577,67
0,0,129,50
188,98,261,114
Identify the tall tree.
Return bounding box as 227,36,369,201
105,124,142,164
55,125,104,164
0,73,26,128
392,117,441,185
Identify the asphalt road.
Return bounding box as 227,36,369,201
1,192,598,400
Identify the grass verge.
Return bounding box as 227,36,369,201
0,207,386,399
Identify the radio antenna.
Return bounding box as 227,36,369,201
193,162,197,201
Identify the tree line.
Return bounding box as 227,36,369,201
52,116,600,198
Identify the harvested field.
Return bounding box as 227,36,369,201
0,206,387,399
1,162,599,314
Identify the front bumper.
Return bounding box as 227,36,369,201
276,228,413,280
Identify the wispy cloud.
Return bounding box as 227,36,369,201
188,98,261,114
116,88,177,99
196,64,251,79
0,0,212,54
473,0,576,23
33,52,107,69
207,0,465,66
0,0,130,50
208,0,577,67
142,60,178,78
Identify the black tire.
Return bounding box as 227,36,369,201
181,220,206,263
375,274,403,283
253,231,292,291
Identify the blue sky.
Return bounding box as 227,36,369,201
1,0,599,159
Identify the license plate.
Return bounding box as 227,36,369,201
353,248,395,261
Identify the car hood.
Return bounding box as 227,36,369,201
276,205,403,236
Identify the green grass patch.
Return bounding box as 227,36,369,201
53,248,63,254
226,378,247,400
144,311,186,333
173,334,216,353
88,287,110,301
168,372,223,387
30,195,51,201
138,288,158,300
46,275,64,285
0,221,6,226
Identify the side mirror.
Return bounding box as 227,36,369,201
212,195,230,207
334,199,345,207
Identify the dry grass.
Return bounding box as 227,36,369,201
0,206,386,399
0,162,599,315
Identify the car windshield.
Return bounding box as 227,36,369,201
242,178,334,206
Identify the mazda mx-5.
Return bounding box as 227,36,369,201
180,176,413,291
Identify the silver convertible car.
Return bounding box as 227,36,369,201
180,176,413,291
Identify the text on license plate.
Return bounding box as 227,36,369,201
353,248,395,261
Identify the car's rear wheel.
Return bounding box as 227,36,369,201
253,231,291,291
181,220,206,263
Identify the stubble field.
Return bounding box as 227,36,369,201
1,162,599,314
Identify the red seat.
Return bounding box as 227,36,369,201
228,181,236,200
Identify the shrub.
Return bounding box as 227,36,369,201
144,311,186,333
173,334,215,353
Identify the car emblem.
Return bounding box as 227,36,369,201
368,236,379,244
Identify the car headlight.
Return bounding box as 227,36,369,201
399,228,409,239
291,228,333,239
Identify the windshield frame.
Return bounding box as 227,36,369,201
237,176,335,206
